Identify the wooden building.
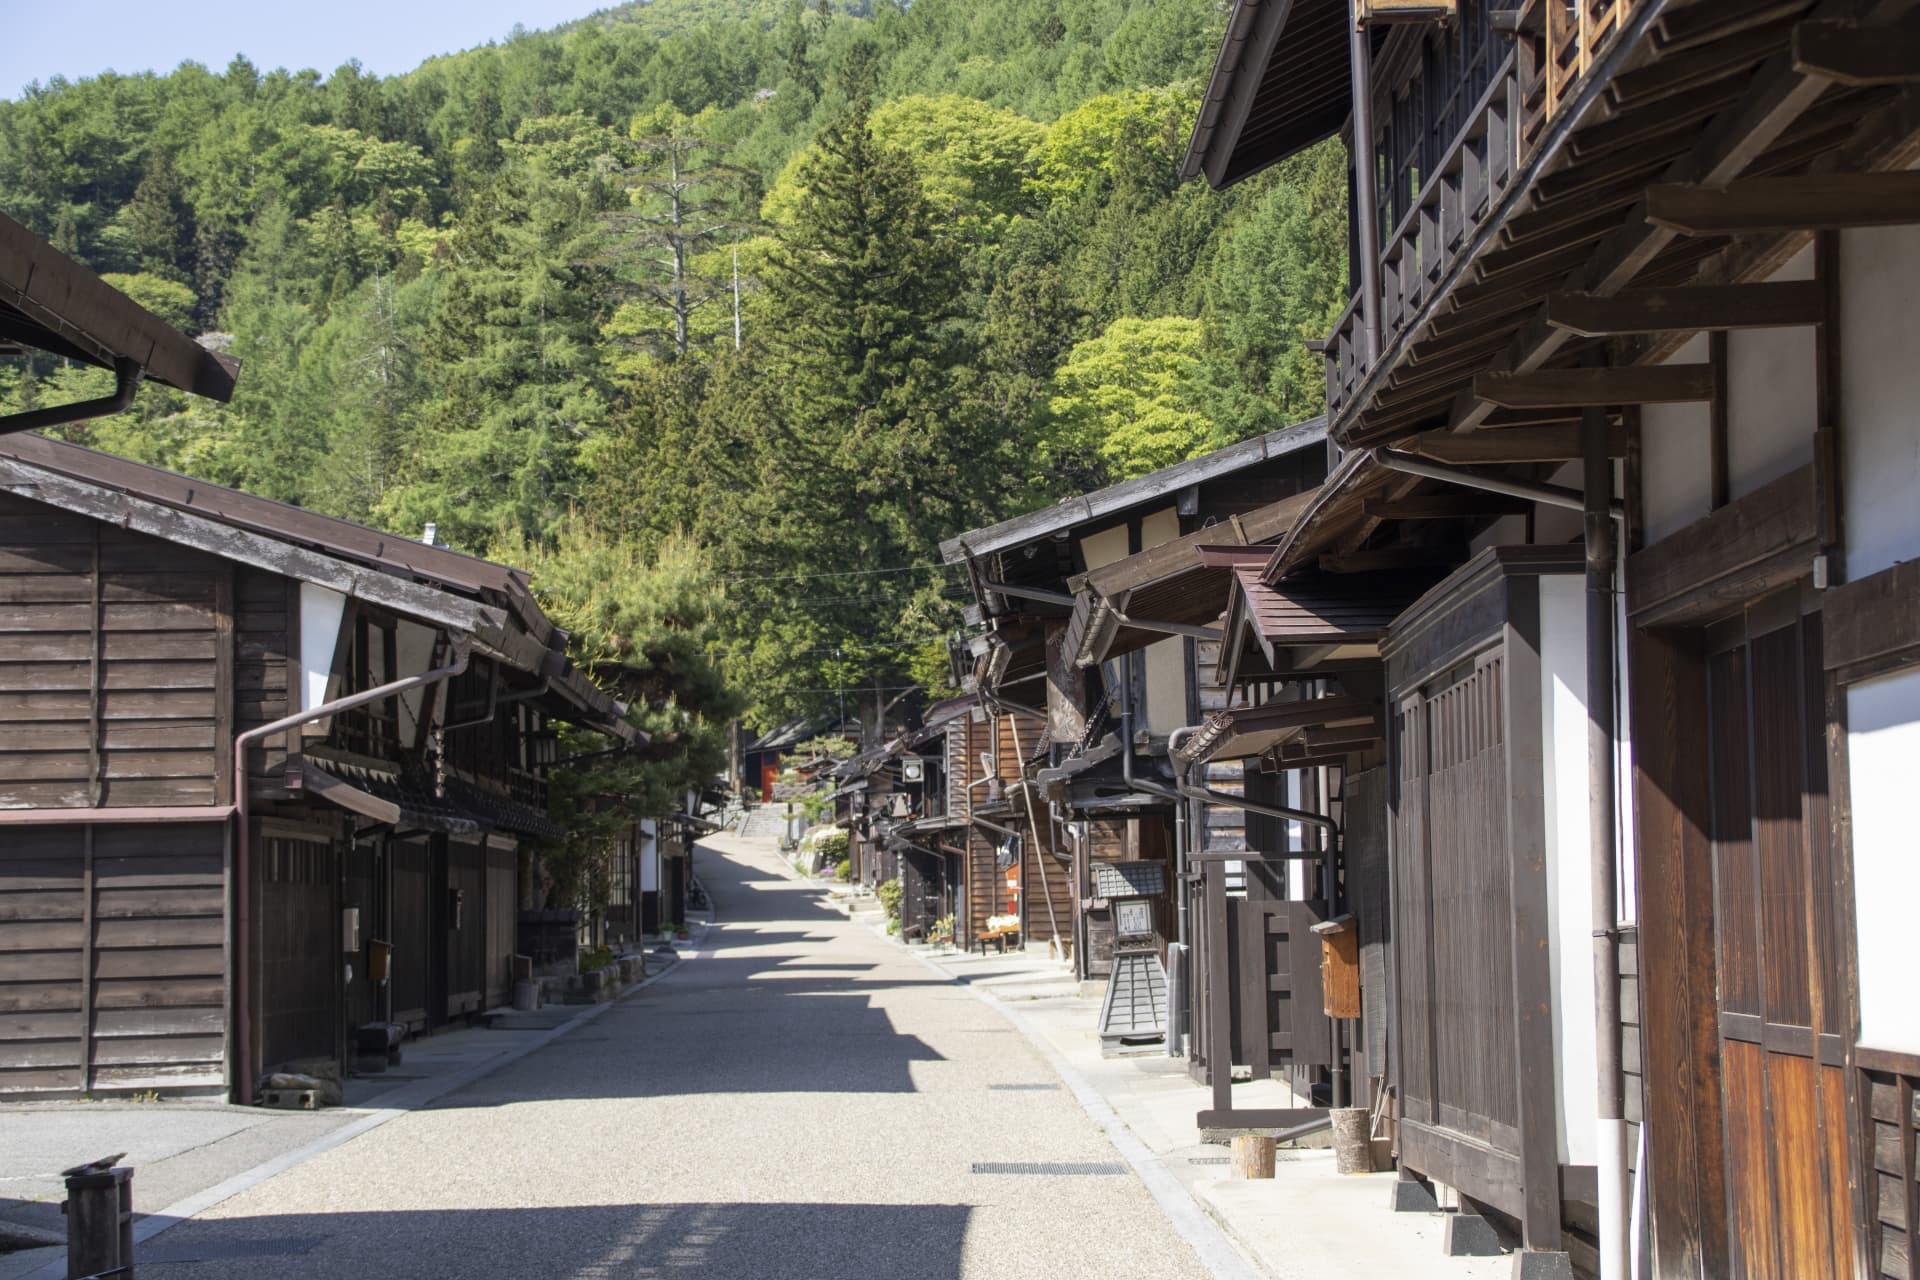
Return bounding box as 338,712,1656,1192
0,435,634,1101
1183,0,1920,1274
941,424,1330,1014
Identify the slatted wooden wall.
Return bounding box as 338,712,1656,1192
254,822,339,1070
0,821,228,1095
0,493,226,808
1864,1067,1920,1280
485,839,516,1009
446,835,486,1016
235,567,291,785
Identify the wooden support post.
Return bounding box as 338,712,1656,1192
1231,1134,1277,1179
1709,331,1730,510
1647,172,1920,234
1206,861,1233,1115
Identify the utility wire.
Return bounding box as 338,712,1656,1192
724,561,962,584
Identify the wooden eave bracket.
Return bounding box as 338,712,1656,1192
1646,172,1920,235
1792,14,1920,87
1544,281,1826,336
1474,364,1716,407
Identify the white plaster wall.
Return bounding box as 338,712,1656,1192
1726,246,1817,501
1848,669,1920,1055
1078,524,1129,572
1539,573,1599,1166
1638,335,1713,544
395,620,436,747
298,583,347,711
1840,223,1920,578
640,819,660,893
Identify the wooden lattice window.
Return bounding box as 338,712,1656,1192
1866,1067,1920,1280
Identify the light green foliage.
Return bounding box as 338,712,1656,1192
1202,140,1349,425
98,272,195,329
868,94,1044,236
877,877,904,921
1029,86,1195,210
1048,315,1218,480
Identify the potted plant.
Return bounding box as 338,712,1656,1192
674,921,691,940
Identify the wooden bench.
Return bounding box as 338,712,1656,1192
973,915,1021,954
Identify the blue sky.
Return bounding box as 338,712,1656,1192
1,1,616,99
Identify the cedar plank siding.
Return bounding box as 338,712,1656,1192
0,494,223,808
0,823,228,1095
235,567,291,787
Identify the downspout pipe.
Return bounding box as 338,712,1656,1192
230,635,471,1105
0,357,141,437
1584,405,1629,1280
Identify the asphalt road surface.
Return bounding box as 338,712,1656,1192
133,841,1221,1279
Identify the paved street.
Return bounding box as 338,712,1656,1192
122,839,1223,1279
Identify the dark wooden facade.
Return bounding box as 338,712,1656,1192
0,439,629,1099
1180,0,1920,1270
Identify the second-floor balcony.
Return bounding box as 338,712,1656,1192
1324,0,1652,422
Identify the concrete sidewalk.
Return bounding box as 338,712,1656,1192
755,832,1511,1280
0,949,693,1280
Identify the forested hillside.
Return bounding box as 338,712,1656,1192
0,0,1347,727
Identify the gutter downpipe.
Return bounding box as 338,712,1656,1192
1585,405,1629,1280
0,357,141,437
231,636,471,1105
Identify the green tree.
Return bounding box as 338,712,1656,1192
1047,315,1221,480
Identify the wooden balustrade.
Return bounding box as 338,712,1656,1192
1319,0,1642,418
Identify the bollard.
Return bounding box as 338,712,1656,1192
1331,1106,1375,1174
62,1159,133,1279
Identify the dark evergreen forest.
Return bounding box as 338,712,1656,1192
0,0,1347,731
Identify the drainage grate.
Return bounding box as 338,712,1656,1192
1186,1156,1230,1166
971,1161,1128,1175
988,1083,1061,1092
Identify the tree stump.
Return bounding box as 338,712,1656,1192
1230,1134,1276,1179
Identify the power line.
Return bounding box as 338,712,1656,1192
724,561,961,584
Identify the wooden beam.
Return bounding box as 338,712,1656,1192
1361,494,1533,519
1410,424,1628,464
1646,172,1920,234
1792,15,1920,86
1545,281,1825,336
1475,365,1716,408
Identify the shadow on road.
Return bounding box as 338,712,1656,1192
132,1201,973,1279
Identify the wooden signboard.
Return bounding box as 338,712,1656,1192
1315,915,1362,1019
1355,0,1454,24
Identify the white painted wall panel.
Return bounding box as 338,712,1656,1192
1841,223,1920,579
298,583,347,711
1848,669,1920,1055
1726,247,1817,501
1540,573,1599,1166
1639,335,1712,544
